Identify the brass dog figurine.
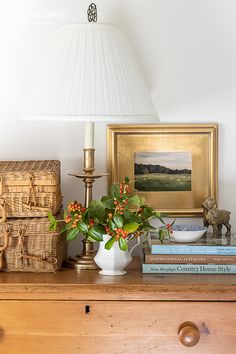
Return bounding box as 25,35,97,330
203,197,231,237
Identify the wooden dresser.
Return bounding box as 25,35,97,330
0,258,236,354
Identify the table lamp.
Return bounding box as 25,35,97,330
29,4,157,270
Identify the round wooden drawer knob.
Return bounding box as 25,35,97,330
178,321,200,347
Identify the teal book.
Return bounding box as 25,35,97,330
142,263,236,274
149,234,236,255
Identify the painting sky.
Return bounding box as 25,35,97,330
134,151,192,170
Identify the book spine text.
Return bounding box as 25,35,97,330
144,254,236,264
151,245,236,255
142,263,236,274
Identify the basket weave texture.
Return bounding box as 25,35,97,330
0,160,62,219
0,210,67,272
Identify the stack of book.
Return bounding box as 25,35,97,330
142,231,236,274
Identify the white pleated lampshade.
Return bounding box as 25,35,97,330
32,23,157,122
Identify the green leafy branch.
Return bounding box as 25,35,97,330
48,176,174,250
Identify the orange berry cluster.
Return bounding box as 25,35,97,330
89,218,95,227
166,223,173,234
104,225,113,235
67,201,86,214
65,201,88,228
65,215,72,224
71,220,78,228
114,228,129,240
120,182,131,194
138,207,144,213
104,226,129,240
113,196,128,215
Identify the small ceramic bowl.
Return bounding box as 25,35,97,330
170,225,207,243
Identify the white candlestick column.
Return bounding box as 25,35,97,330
84,121,94,148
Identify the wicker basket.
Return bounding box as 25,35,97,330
0,210,67,272
0,160,62,220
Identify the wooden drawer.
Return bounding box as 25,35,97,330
0,300,236,354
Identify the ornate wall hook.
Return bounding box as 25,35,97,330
87,3,97,22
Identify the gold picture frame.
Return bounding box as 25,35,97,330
107,124,218,217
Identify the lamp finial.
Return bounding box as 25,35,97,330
87,3,97,22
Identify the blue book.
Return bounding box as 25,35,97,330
142,263,236,274
149,234,236,255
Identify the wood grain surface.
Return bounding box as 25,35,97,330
0,301,236,354
1,258,236,354
0,258,236,301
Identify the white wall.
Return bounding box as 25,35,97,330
0,0,236,256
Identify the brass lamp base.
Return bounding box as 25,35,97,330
66,147,108,271
65,239,99,270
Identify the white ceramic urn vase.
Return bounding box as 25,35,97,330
94,235,132,276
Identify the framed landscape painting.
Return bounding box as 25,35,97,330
107,124,218,217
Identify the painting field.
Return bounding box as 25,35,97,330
134,151,192,192
135,173,191,192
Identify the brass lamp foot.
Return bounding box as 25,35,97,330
64,239,99,270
